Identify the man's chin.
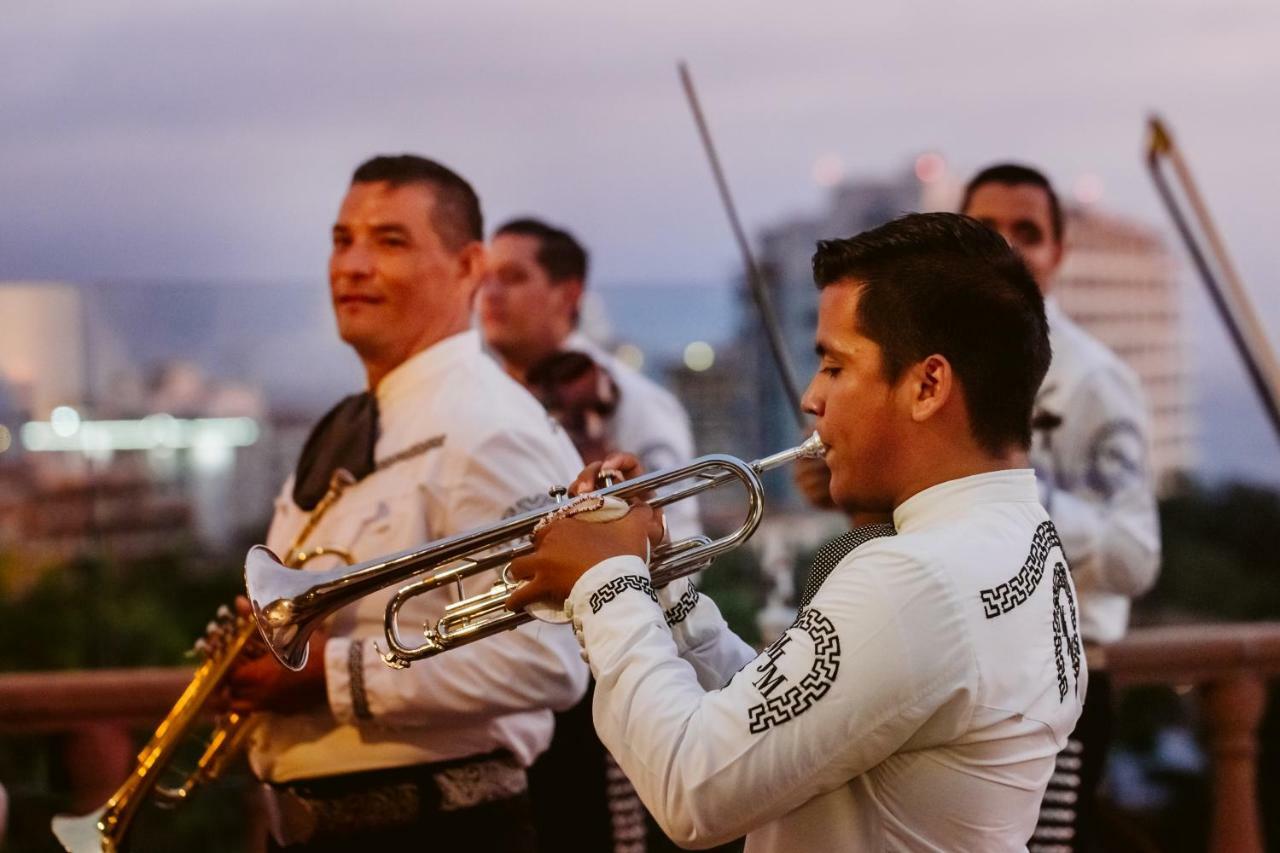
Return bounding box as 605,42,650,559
335,325,381,358
831,484,893,520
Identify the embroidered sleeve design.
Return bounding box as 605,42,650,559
979,521,1082,704
746,608,840,734
978,521,1062,618
373,434,445,473
1051,562,1083,701
1085,419,1145,499
589,575,659,613
663,583,700,626
348,639,373,720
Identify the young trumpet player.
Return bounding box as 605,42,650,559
508,213,1086,852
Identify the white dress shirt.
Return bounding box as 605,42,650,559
1033,300,1161,644
567,469,1086,852
564,332,701,541
250,330,589,783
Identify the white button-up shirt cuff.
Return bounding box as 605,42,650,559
568,555,659,664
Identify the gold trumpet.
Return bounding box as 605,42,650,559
247,434,825,672
52,471,357,853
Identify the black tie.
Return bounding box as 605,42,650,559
799,523,897,608
292,392,379,511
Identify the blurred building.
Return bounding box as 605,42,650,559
665,345,763,531
0,282,85,419
0,454,194,570
0,282,290,559
1055,207,1195,492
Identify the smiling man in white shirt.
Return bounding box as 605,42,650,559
507,212,1086,852
226,155,588,852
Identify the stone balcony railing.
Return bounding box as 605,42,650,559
3,623,1280,851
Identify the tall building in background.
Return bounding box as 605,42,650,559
0,282,85,419
1055,207,1195,492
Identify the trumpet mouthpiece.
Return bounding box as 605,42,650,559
799,432,827,458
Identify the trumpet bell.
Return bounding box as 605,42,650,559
245,545,313,670
52,806,116,853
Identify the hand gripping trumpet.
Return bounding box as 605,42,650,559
246,433,826,671
51,471,356,853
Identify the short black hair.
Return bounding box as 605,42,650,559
494,218,589,284
960,163,1063,243
351,154,483,252
812,212,1050,454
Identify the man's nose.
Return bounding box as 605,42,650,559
332,242,374,278
801,376,823,416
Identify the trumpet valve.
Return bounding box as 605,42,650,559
375,642,412,670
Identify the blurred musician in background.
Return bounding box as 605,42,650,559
962,163,1161,852
479,217,701,852
479,218,700,540
225,155,587,852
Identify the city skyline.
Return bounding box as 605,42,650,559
3,2,1280,485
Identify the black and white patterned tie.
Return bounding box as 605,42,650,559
799,523,897,608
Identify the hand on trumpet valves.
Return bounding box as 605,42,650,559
218,596,329,714
570,451,643,496
569,451,668,544
190,602,245,659
507,503,659,613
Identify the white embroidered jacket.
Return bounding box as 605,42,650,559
1033,299,1161,644
567,470,1086,852
250,330,589,783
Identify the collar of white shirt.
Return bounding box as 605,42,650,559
1044,295,1067,327
893,469,1040,534
374,329,481,412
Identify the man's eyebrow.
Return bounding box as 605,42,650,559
371,223,411,236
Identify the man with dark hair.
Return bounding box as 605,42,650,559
506,212,1085,851
227,154,588,851
963,163,1160,853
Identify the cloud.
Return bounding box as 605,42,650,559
4,2,1279,281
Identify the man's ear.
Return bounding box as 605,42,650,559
908,354,953,423
456,241,487,304
558,278,585,324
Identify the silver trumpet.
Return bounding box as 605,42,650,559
245,433,825,671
